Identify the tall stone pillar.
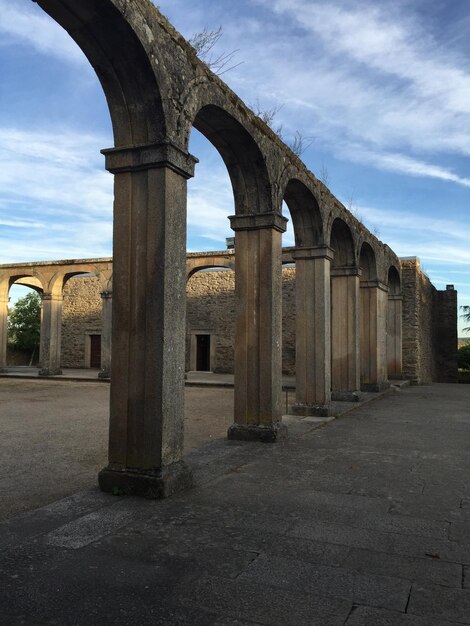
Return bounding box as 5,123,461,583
0,291,9,371
360,280,389,391
227,212,287,442
331,267,361,400
98,290,112,380
291,246,333,416
39,293,63,376
98,142,197,498
387,294,403,379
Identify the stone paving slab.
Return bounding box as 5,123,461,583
0,382,469,624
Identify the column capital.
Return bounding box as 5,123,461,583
360,279,389,292
291,246,334,261
101,142,198,179
100,290,113,299
41,293,62,302
331,266,362,277
229,212,288,233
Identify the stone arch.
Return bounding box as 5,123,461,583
330,218,360,396
37,0,166,145
388,266,401,295
189,103,272,215
282,178,323,248
359,242,378,281
359,242,388,390
387,265,403,379
187,260,235,281
186,264,236,374
329,218,356,268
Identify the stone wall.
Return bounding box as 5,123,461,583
185,268,297,374
434,288,458,383
61,276,102,367
58,260,457,382
401,258,457,383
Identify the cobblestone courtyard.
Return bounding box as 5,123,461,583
1,381,470,623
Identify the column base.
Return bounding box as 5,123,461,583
331,390,362,402
98,370,111,380
98,460,193,499
227,422,287,443
291,402,333,417
361,381,391,393
38,368,62,377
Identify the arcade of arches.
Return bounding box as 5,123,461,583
14,0,457,498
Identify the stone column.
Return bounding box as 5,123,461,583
98,142,197,498
39,293,63,376
360,280,389,391
331,267,361,400
0,291,9,371
227,212,287,442
291,246,333,416
98,290,112,379
387,294,403,379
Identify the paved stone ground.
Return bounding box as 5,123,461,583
0,378,234,521
1,383,470,624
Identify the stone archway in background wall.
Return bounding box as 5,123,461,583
329,218,360,400
186,264,236,374
359,242,389,391
0,275,45,371
387,266,403,379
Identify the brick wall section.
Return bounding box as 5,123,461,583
401,258,457,383
61,276,102,367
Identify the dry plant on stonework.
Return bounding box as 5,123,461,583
462,305,470,333
251,99,284,138
289,130,314,157
189,27,242,75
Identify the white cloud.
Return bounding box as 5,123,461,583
0,0,85,64
0,125,113,263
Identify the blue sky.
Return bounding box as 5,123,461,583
1,0,469,335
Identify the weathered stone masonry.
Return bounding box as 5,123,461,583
0,254,455,386
401,258,457,384
9,0,458,498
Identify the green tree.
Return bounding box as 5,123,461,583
462,305,470,333
8,292,41,355
458,343,470,371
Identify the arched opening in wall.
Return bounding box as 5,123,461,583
184,264,235,452
61,272,103,370
387,266,403,379
281,179,325,410
7,280,43,368
329,218,359,395
185,102,277,444
0,0,165,514
359,242,385,391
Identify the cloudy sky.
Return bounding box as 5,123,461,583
1,0,469,334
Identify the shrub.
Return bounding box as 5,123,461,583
458,343,470,371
